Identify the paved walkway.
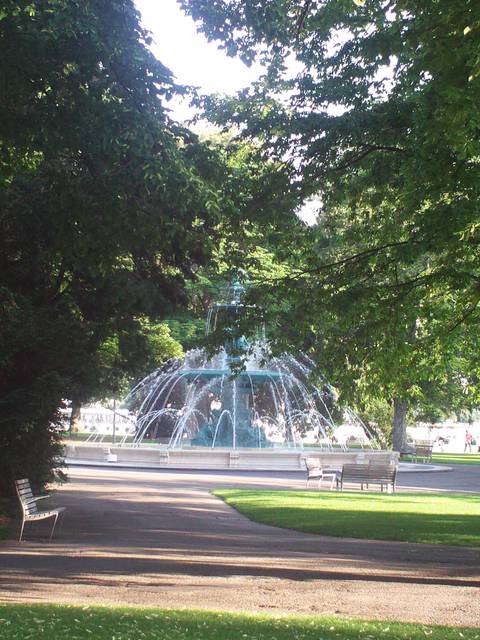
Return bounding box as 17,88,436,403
1,465,479,626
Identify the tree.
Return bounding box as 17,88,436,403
168,131,304,356
68,320,184,432
0,1,303,495
179,0,480,448
0,0,229,495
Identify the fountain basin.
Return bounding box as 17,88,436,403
180,369,282,381
64,443,398,471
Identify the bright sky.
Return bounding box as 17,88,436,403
134,0,318,223
134,0,262,120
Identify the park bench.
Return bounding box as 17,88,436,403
304,457,338,490
339,463,397,492
15,478,65,541
412,442,433,463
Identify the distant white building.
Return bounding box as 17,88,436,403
407,422,480,453
60,404,136,436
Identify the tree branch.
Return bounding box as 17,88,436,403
295,0,312,41
448,296,480,333
332,144,407,173
289,239,416,278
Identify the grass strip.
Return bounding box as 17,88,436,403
432,453,480,465
213,489,480,547
0,604,478,640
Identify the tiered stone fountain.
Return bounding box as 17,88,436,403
66,277,398,470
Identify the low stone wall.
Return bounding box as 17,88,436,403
64,443,398,471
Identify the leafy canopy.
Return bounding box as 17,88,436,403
179,0,480,443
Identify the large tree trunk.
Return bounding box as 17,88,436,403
69,398,82,433
392,397,408,451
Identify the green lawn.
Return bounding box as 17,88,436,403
0,605,478,640
213,489,480,547
62,433,137,444
432,453,480,465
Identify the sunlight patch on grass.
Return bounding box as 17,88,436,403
0,605,479,640
213,490,480,547
432,453,480,466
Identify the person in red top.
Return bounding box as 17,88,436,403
464,429,474,453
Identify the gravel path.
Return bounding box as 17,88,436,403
1,465,479,626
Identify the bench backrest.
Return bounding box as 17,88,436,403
15,478,39,516
304,458,321,472
341,463,397,482
415,444,433,455
367,464,397,481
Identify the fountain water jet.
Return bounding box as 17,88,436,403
127,277,382,452
65,276,397,469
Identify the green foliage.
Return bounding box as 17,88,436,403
353,396,393,444
0,287,77,495
144,322,184,366
0,0,225,497
166,315,206,350
93,320,184,400
0,2,304,497
163,132,303,356
214,489,480,547
190,133,302,290
0,605,478,640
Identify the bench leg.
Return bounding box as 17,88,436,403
49,513,60,542
19,519,26,542
320,474,336,490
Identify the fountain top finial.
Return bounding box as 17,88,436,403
230,269,248,305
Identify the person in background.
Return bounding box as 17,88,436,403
464,429,474,453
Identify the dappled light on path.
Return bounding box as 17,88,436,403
0,466,479,626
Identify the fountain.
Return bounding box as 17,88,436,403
65,275,398,469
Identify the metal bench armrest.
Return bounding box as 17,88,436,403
24,494,50,505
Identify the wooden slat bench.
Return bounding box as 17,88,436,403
412,443,433,463
339,463,397,492
15,478,65,541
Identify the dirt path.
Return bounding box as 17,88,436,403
1,466,479,626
